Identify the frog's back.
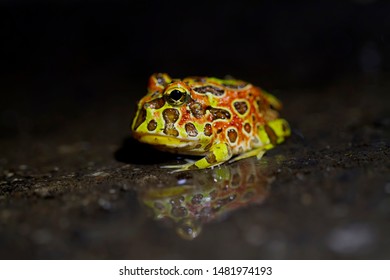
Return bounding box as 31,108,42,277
182,76,287,156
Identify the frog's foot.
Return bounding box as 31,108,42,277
229,148,266,163
161,143,232,172
258,118,291,150
161,159,195,172
161,161,196,173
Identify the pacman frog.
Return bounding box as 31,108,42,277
131,73,290,172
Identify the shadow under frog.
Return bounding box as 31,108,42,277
115,137,200,165
136,158,275,240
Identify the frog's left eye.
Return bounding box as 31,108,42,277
165,88,188,106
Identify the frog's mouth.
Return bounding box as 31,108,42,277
132,132,199,151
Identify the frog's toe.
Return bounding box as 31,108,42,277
160,162,195,173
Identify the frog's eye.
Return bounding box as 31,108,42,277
165,88,188,106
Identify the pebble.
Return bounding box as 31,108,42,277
5,171,14,178
19,165,28,170
88,171,110,177
109,188,116,194
98,198,112,211
34,187,53,198
177,178,187,185
327,223,375,254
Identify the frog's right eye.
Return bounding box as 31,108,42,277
165,88,188,106
169,89,185,102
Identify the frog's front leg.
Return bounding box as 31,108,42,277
162,143,232,172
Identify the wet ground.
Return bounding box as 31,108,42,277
0,73,389,259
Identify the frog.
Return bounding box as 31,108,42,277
131,73,290,172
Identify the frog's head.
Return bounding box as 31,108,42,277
131,73,217,155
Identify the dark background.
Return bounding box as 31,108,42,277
1,0,389,138
2,0,389,83
0,0,389,260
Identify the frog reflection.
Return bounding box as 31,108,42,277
138,160,274,240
